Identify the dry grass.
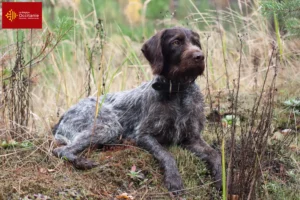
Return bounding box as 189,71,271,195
1,0,300,199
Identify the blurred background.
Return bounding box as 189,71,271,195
41,0,258,40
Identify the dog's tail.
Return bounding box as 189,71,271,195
52,116,64,135
52,116,70,145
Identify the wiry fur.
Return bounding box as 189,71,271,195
53,27,222,194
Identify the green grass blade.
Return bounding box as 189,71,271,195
222,138,227,200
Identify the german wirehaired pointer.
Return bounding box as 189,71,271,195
53,27,222,193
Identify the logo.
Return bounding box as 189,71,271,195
5,9,18,22
2,2,42,29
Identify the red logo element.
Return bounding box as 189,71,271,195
2,2,42,29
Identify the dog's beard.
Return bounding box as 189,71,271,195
166,63,204,83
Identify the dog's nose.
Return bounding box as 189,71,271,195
193,52,204,62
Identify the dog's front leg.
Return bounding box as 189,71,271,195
137,134,184,194
182,136,222,190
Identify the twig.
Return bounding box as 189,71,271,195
227,35,243,195
250,43,276,132
2,25,74,81
205,34,213,112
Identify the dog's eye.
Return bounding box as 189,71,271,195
171,40,181,46
193,40,201,48
196,42,202,49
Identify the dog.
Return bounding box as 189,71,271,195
52,27,222,194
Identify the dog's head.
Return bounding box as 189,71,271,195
142,27,204,82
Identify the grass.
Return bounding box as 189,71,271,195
0,141,219,199
1,0,300,199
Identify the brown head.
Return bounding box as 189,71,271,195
142,27,204,83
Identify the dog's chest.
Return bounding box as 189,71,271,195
145,100,200,145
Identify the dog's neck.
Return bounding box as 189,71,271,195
152,76,196,94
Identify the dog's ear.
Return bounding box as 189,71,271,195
141,30,164,75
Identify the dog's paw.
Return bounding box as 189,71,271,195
211,159,222,191
52,146,64,157
73,158,98,170
213,169,222,191
164,171,184,195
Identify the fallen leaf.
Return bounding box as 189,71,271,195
281,129,292,136
39,167,47,174
116,193,134,200
131,165,136,172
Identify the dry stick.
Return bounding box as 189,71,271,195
239,119,247,196
246,175,257,200
10,36,16,132
26,29,33,128
205,34,213,112
140,187,148,200
100,20,106,95
11,32,23,134
247,47,278,200
227,36,243,196
0,150,31,158
253,51,259,90
1,47,4,120
86,20,101,96
247,110,270,200
8,30,37,136
248,116,268,199
249,44,276,142
259,50,278,199
87,19,105,156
